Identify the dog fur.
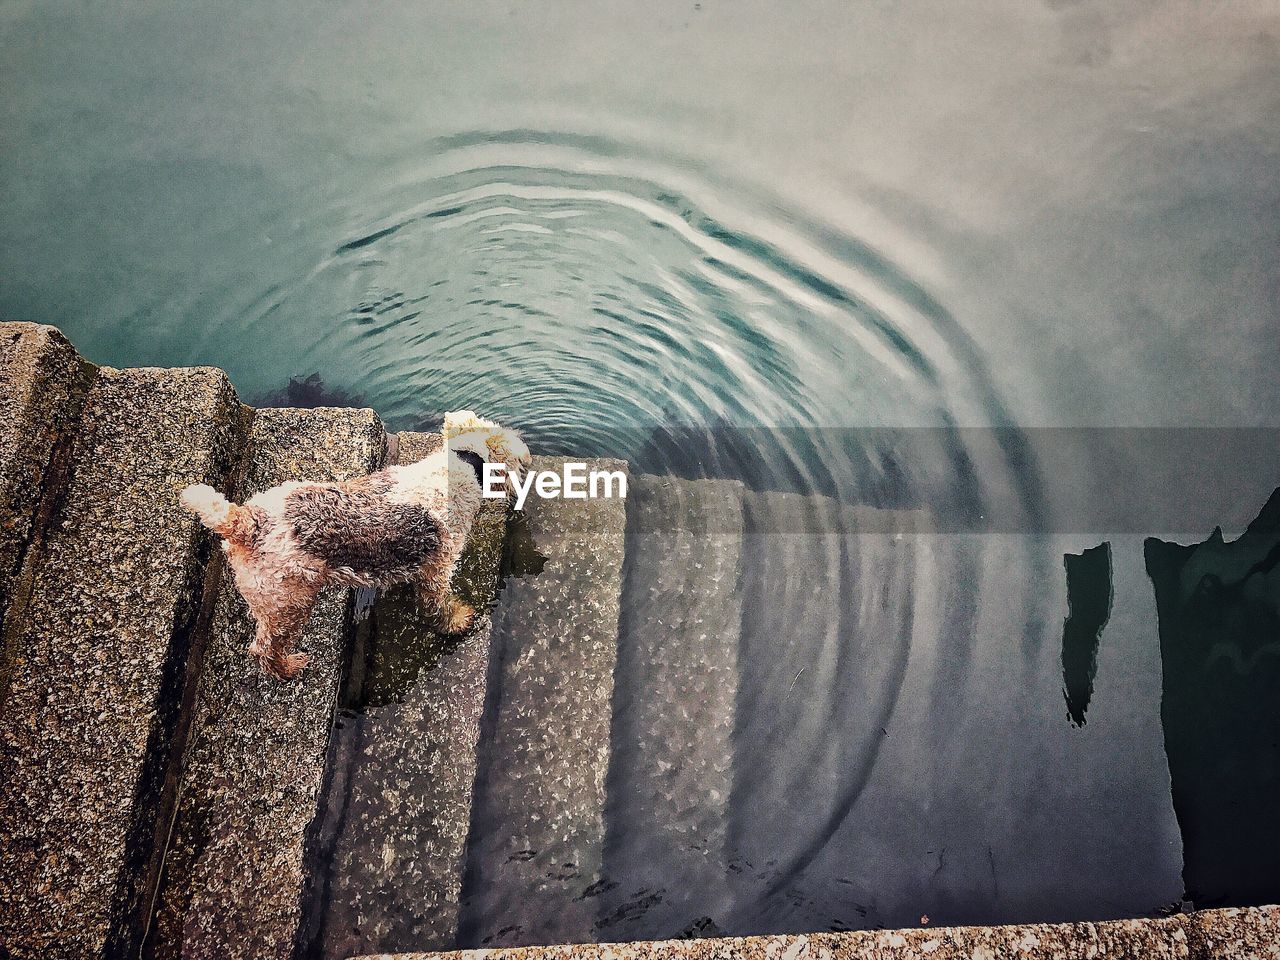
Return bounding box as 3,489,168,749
180,410,530,679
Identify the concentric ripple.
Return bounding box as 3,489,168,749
202,131,1054,943
199,134,1035,506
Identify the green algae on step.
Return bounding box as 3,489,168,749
148,407,385,960
313,431,511,958
461,457,629,948
0,365,251,960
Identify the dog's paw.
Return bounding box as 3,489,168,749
441,601,477,635
256,649,310,680
278,651,311,679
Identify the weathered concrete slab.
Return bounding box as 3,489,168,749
312,431,510,958
0,322,94,686
599,477,745,941
148,407,386,960
0,366,251,959
1187,905,1280,958
352,905,1280,960
460,457,629,948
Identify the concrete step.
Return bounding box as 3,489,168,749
0,362,251,959
727,490,924,928
347,904,1280,960
460,457,629,948
598,476,746,942
0,322,95,685
148,407,386,960
310,431,511,959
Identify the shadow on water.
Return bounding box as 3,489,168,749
256,372,367,410
1145,487,1280,909
308,473,1280,950
1061,542,1114,727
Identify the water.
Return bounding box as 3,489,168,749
3,0,1278,950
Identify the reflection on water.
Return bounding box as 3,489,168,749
1145,488,1280,909
256,372,367,412
1061,542,1114,727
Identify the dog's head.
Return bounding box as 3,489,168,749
443,409,531,494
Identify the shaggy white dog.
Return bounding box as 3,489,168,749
180,410,529,679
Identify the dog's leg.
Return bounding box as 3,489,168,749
246,579,322,680
416,551,476,636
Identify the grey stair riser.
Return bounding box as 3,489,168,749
727,491,919,929
314,431,510,958
0,365,251,960
148,407,385,960
460,457,628,948
599,476,745,941
0,322,96,703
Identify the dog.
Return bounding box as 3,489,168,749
180,410,530,679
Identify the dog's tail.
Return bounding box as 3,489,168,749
180,484,262,548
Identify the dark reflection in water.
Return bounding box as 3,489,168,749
257,372,367,410
1061,542,1113,727
1145,487,1280,909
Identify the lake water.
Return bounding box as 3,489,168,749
3,0,1278,952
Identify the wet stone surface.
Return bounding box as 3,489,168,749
0,322,94,668
460,457,629,948
599,476,746,941
0,365,250,960
314,431,511,958
728,491,922,927
352,905,1279,960
148,406,385,960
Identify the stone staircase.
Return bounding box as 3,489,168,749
310,433,509,958
147,408,386,960
0,323,634,959
1,332,251,958
2,322,1275,960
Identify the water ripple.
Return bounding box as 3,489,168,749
206,129,1049,941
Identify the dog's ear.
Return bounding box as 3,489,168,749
453,448,486,484
441,410,470,438
502,427,532,466
443,410,497,439
448,430,512,476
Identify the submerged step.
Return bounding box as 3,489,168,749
460,457,629,948
599,476,746,941
313,431,511,958
0,365,250,959
728,490,924,930
0,322,94,674
148,407,385,960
